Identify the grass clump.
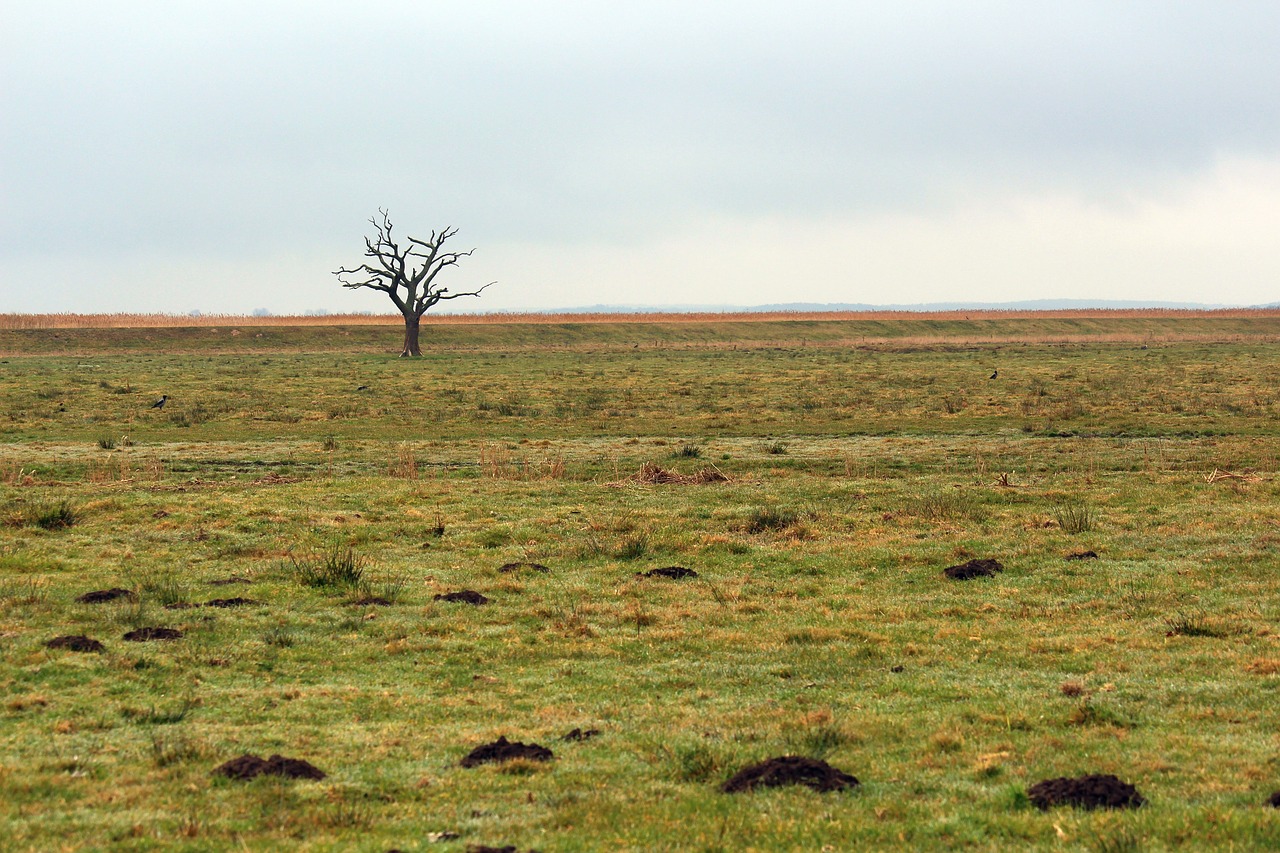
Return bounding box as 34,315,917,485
740,506,802,533
288,542,367,590
15,500,79,530
1054,498,1097,533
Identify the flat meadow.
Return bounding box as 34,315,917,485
2,311,1280,851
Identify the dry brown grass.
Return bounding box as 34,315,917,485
5,307,1280,330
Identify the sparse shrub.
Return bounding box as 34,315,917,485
1053,499,1097,534
96,436,116,450
674,444,702,459
289,542,367,589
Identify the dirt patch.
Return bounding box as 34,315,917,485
46,635,105,653
204,597,255,608
1269,790,1280,808
721,755,859,793
943,558,1003,580
609,462,730,486
1027,774,1145,810
561,728,601,742
213,753,327,781
435,590,489,605
499,561,549,574
76,588,137,604
209,576,252,586
637,566,698,580
352,596,394,606
459,736,553,768
123,627,184,642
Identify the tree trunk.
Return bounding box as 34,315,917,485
400,313,422,357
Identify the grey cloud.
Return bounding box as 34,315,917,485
3,1,1280,260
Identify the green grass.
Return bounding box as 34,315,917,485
2,317,1280,850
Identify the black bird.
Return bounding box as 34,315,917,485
150,395,168,409
989,369,998,380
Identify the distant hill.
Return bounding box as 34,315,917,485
532,299,1238,314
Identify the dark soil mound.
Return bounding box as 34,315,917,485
213,753,327,781
721,755,859,793
637,566,698,580
499,561,549,573
465,846,518,853
352,596,394,606
76,587,137,604
1027,774,1145,810
561,727,601,742
1065,550,1099,561
943,558,1003,580
460,736,553,768
435,590,489,605
1268,790,1280,808
46,635,105,652
204,597,255,608
208,576,252,585
123,627,184,642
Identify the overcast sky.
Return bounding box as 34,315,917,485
3,1,1280,314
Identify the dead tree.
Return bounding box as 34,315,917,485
334,210,493,357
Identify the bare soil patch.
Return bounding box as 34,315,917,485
561,728,601,742
213,753,327,781
46,635,104,652
721,755,859,793
943,558,1003,580
435,590,489,605
76,588,136,604
1027,774,1145,810
499,561,549,573
1065,551,1099,561
459,736,553,767
123,627,184,642
636,566,698,580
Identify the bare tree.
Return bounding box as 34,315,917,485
334,210,493,357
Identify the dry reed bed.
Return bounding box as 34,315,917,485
5,307,1280,330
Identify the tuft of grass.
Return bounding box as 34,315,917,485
23,500,78,530
740,506,801,533
1164,609,1232,638
673,444,702,458
762,440,788,455
97,436,117,450
614,532,649,560
904,489,984,522
1054,498,1097,534
121,695,197,725
289,542,367,590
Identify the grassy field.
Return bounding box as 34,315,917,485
3,313,1280,851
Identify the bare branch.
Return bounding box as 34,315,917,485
335,211,494,355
